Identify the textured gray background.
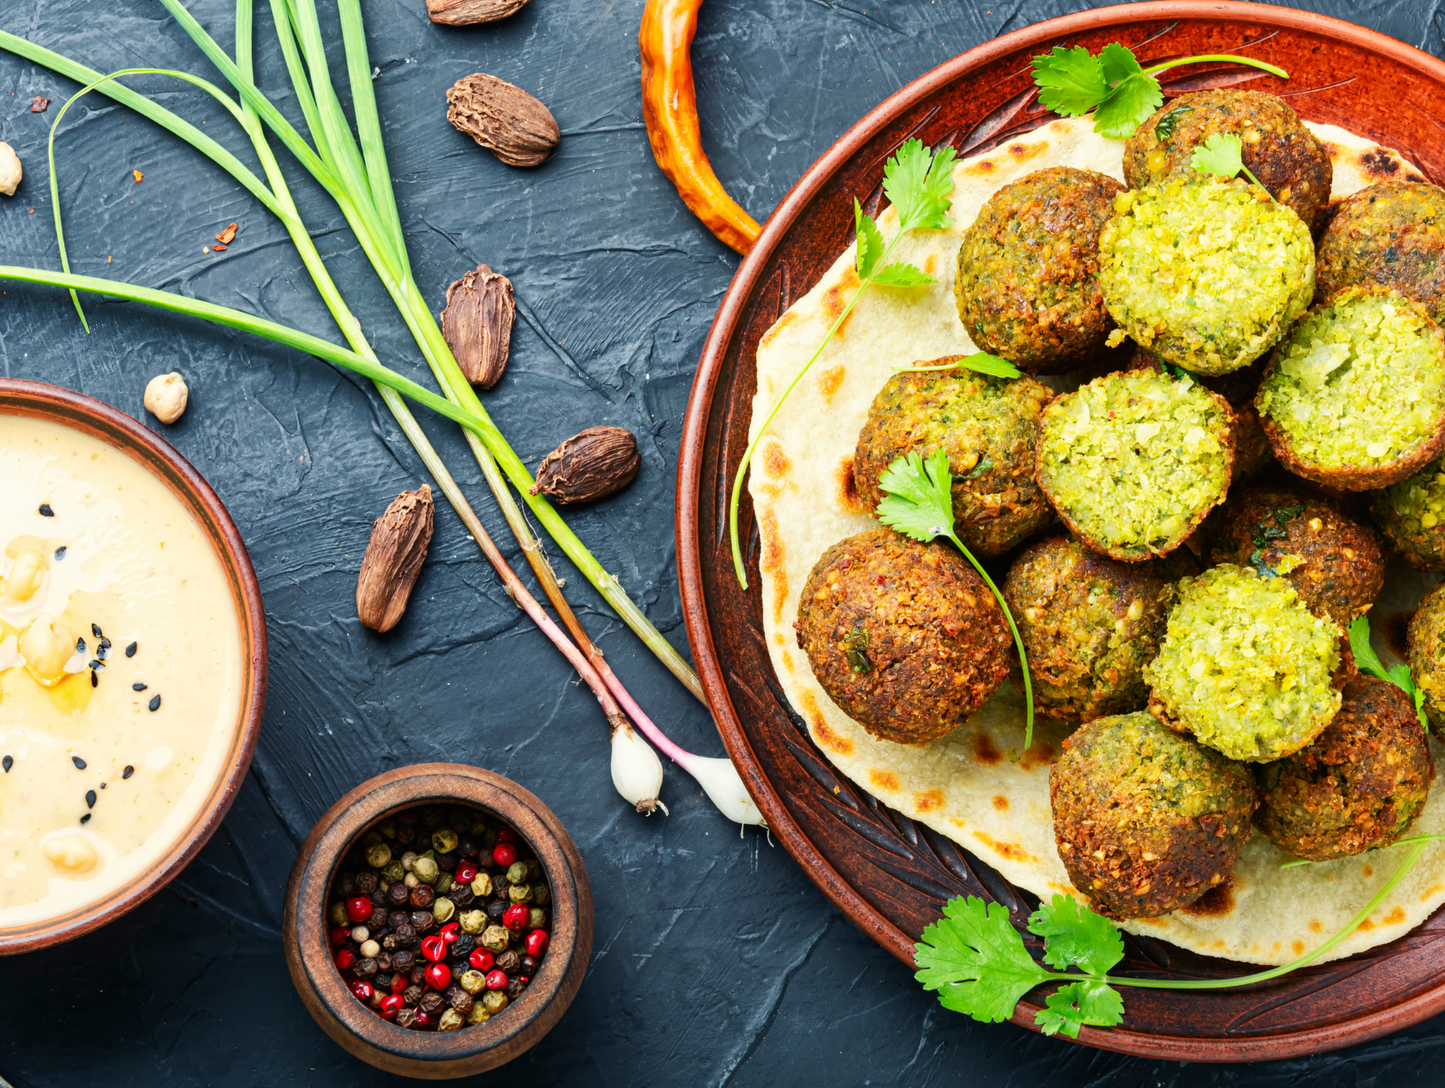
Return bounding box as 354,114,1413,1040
2,0,1445,1084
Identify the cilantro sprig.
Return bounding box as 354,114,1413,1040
891,352,1020,379
1031,43,1288,139
1191,132,1274,198
918,835,1431,1037
874,449,1035,745
730,139,1009,589
1349,613,1428,729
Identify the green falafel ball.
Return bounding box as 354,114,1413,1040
1316,180,1445,321
1036,368,1234,561
1369,457,1445,572
1256,287,1445,490
1408,582,1445,732
1098,175,1314,376
1050,711,1256,919
1143,564,1347,762
1255,676,1434,861
854,366,1054,556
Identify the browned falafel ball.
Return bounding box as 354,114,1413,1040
1132,350,1272,478
1370,457,1445,572
1408,582,1445,732
1003,536,1191,723
1050,711,1256,919
1316,180,1445,322
853,367,1054,556
1208,488,1385,625
954,166,1125,373
1124,89,1332,231
794,528,1012,744
1255,676,1434,861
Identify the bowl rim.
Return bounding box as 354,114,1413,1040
282,763,593,1079
0,377,267,954
675,0,1445,1062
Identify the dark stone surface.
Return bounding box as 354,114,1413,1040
1,0,1444,1084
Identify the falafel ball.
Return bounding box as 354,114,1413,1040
1003,536,1190,723
1050,711,1256,919
1099,175,1315,375
1124,89,1332,232
1256,287,1445,491
1368,456,1445,572
1255,676,1434,861
1133,350,1272,478
794,528,1012,744
1316,180,1445,322
853,367,1054,556
1408,582,1445,731
1143,564,1348,762
1035,367,1235,561
1209,488,1385,625
954,166,1125,373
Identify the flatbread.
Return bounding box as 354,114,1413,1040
750,114,1442,966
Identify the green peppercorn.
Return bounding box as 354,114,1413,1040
459,909,486,935
379,819,397,841
434,871,455,896
465,1004,490,1025
532,883,550,906
528,907,546,929
400,850,419,872
508,883,532,904
506,862,529,885
365,842,391,868
432,897,456,924
460,969,487,995
525,860,542,881
482,826,498,848
481,990,508,1015
471,872,493,898
362,830,383,848
412,856,439,885
481,924,510,952
329,901,349,927
469,819,487,836
381,860,405,884
432,828,459,854
437,1008,464,1032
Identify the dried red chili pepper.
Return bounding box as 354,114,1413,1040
639,0,761,255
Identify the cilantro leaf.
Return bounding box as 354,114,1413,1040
1191,131,1245,179
1027,894,1125,975
870,262,935,288
1035,981,1125,1037
876,449,954,543
891,352,1020,378
1093,73,1163,139
915,896,1052,1024
1031,45,1106,117
1097,41,1143,85
1349,614,1429,729
883,139,957,234
853,198,884,280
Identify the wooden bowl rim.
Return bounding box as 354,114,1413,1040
675,0,1445,1061
0,377,267,954
282,763,593,1078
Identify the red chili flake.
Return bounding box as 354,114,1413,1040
30,97,50,113
132,170,143,184
216,222,238,245
212,244,228,252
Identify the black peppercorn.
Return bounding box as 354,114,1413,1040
410,965,426,986
382,935,399,952
486,899,507,922
457,836,480,859
375,952,394,972
374,972,393,993
353,958,378,979
403,984,424,1007
411,910,435,933
368,887,387,907
436,852,457,872
388,910,409,930
493,875,510,894
387,882,410,906
520,954,538,975
452,934,476,958
410,884,435,909
354,871,378,894
392,948,416,973
422,806,445,829
418,991,445,1016
496,950,521,975
450,989,474,1015
396,1007,419,1029
504,976,527,1000
448,887,474,909
393,923,417,946
338,872,357,895
396,824,416,846
367,905,388,929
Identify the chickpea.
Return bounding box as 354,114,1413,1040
43,833,97,873
143,372,189,424
0,142,20,196
20,615,76,686
2,547,48,604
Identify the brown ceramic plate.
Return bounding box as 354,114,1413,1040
0,379,267,953
677,1,1445,1062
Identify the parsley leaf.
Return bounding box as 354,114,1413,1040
915,896,1052,1023
1191,131,1245,178
1031,45,1107,117
1349,614,1428,729
853,198,885,280
884,138,958,233
1027,894,1125,975
876,449,954,543
870,262,936,288
1035,981,1125,1037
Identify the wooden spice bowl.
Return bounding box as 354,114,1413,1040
0,379,267,954
283,764,593,1079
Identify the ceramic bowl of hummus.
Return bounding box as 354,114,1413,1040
0,378,266,952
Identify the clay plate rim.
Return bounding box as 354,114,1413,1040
0,377,267,954
676,0,1445,1062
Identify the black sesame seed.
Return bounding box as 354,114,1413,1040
38,504,54,517
148,695,161,712
99,636,111,650
53,546,66,560
75,637,86,654
71,756,86,770
2,756,11,773
88,660,104,671
99,782,106,789
91,623,102,639
122,765,134,779
125,642,137,657
79,813,91,824
90,671,97,688
96,646,109,661
85,790,96,809
132,682,147,691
